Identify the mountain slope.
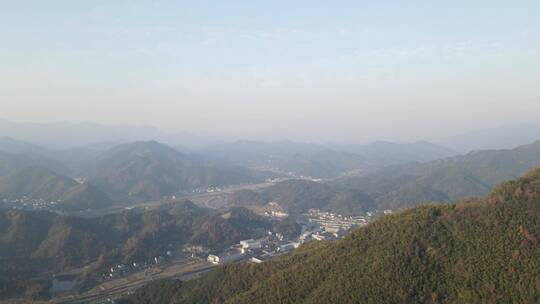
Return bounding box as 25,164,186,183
334,140,540,210
0,202,299,299
0,136,47,155
90,141,258,199
125,166,540,304
0,149,69,177
0,118,222,149
229,179,375,215
0,166,112,211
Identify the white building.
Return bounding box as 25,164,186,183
250,257,264,264
207,250,244,264
312,234,327,241
240,239,262,249
277,242,299,252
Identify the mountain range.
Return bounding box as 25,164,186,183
122,165,540,304
3,118,540,152
0,139,266,208
200,140,457,178
87,141,261,200
334,140,540,210
441,123,540,152
226,141,540,215
0,166,111,211
0,118,213,149
0,131,539,301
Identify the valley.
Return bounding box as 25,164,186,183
3,3,539,302
1,136,539,303
54,256,215,304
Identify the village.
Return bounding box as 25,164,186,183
98,206,390,283
1,196,59,210
50,206,391,303
204,208,389,265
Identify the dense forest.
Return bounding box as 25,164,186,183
123,166,540,304
0,201,299,300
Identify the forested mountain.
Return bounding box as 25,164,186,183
123,166,540,304
334,140,540,210
0,201,299,299
228,180,375,215
0,136,118,177
226,141,540,215
88,141,260,199
0,166,112,211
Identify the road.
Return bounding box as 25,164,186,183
53,258,216,304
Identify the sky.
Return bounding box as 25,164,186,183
1,1,540,143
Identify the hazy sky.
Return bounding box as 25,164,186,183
1,1,540,143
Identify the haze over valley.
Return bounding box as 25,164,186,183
1,1,540,303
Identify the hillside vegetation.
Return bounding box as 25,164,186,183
89,141,259,199
334,141,540,210
226,141,540,215
0,201,299,299
0,166,112,211
124,166,540,304
228,179,375,215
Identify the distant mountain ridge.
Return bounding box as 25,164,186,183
201,140,457,178
340,140,457,164
334,140,540,210
442,123,540,151
0,138,264,206
228,140,540,215
0,148,70,177
0,118,220,149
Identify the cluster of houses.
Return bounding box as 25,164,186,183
207,208,390,266
207,233,300,265
263,209,289,219
2,196,59,210
103,250,173,280
305,209,369,233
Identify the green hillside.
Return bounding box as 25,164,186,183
226,142,540,215
0,166,112,211
90,141,259,199
333,140,540,210
228,179,375,215
124,166,540,304
0,202,298,299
